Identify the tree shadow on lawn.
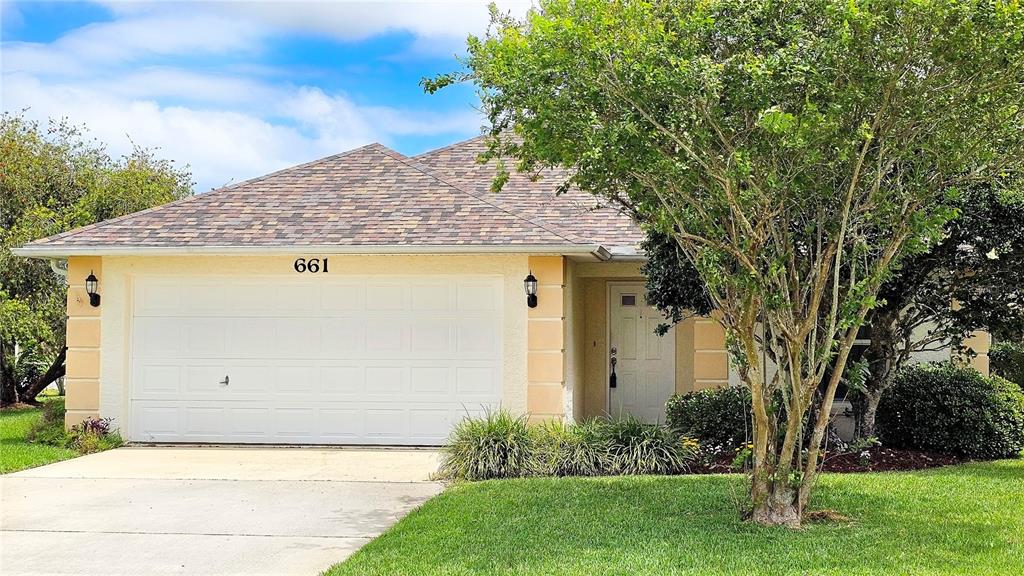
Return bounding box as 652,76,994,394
334,468,1023,575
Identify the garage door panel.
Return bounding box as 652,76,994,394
321,320,363,354
366,283,407,311
184,406,228,437
229,408,272,438
321,283,365,311
319,365,364,395
130,275,503,445
226,318,277,356
135,365,182,397
274,408,317,439
410,366,450,395
365,321,406,353
410,282,451,311
365,366,406,396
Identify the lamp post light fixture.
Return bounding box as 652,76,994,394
524,272,538,308
85,271,101,307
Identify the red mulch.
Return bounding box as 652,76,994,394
688,446,967,474
820,446,965,472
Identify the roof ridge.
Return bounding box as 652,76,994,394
413,134,487,160
31,143,386,246
373,145,590,245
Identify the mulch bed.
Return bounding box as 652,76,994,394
820,446,965,472
689,446,967,474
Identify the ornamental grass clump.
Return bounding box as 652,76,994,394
439,409,534,481
531,418,610,477
604,415,697,475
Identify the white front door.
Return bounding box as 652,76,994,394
608,284,675,423
128,274,503,445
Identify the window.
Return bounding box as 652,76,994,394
620,294,637,306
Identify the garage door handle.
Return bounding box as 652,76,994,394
219,375,230,386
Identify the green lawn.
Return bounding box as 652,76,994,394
0,398,76,474
327,460,1024,576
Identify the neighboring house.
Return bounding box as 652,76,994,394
14,137,988,445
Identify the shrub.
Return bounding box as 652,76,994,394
69,417,124,454
27,400,71,447
439,410,534,481
877,363,1024,459
991,341,1024,388
665,386,751,450
531,418,609,477
604,415,697,475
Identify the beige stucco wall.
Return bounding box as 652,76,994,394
65,256,103,428
87,254,533,436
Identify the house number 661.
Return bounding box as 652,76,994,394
293,258,328,273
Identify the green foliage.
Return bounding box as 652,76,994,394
603,415,697,475
665,386,752,450
641,231,714,335
439,410,535,481
441,411,697,480
26,399,70,447
1,112,193,404
991,341,1024,388
877,363,1024,458
531,418,610,477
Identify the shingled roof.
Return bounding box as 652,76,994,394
16,138,642,258
415,137,643,252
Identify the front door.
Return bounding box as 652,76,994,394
608,284,676,423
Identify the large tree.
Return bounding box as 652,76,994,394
643,183,1024,439
431,0,1024,525
1,113,193,406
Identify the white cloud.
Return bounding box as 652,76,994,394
97,0,533,51
3,73,480,191
1,1,511,192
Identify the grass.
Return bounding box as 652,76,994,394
326,459,1024,576
0,397,77,474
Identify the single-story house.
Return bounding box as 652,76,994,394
15,137,991,445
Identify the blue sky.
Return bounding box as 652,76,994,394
1,1,530,191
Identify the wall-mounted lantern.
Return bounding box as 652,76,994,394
85,271,101,307
524,272,538,308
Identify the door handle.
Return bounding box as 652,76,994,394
609,347,617,389
219,375,230,386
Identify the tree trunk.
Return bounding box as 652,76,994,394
860,391,883,438
20,347,67,405
857,310,901,438
0,339,19,406
751,477,801,527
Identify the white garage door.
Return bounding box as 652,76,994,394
129,275,503,445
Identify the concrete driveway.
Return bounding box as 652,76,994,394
0,447,443,576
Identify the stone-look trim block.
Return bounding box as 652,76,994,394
65,348,101,380
528,256,565,284
66,317,101,348
528,285,564,318
693,321,726,350
66,287,101,318
65,410,100,429
527,383,563,414
694,350,729,381
64,379,100,410
67,256,102,285
528,319,564,351
527,256,566,420
528,351,564,382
